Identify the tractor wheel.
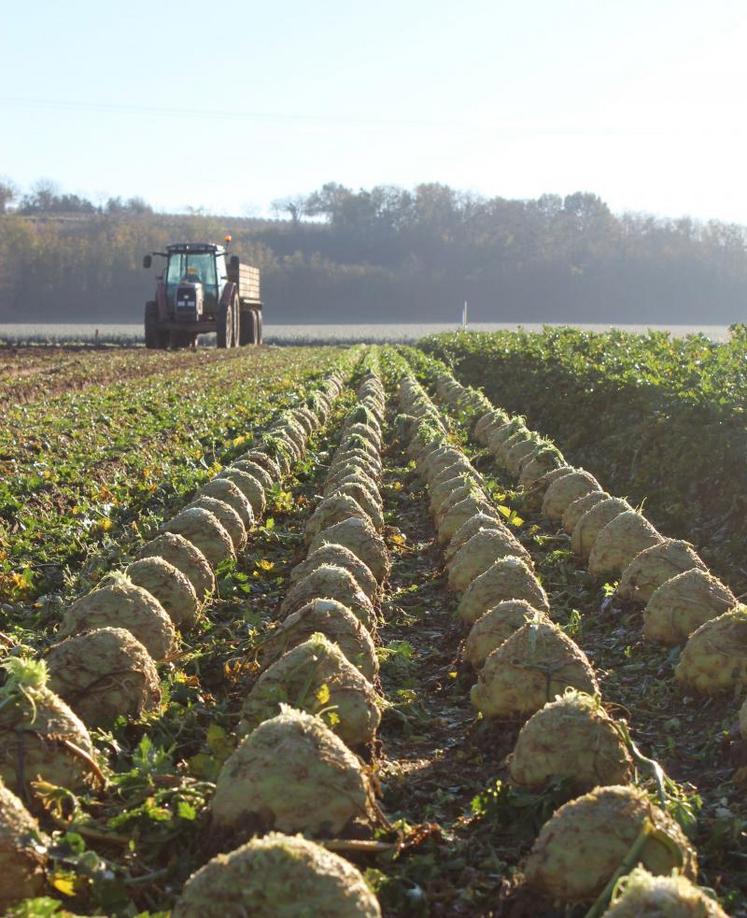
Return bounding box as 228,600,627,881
217,298,234,349
239,309,257,346
144,302,160,349
232,295,240,347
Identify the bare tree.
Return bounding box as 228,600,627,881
271,195,307,226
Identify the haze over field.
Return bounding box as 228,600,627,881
3,0,747,222
2,0,746,325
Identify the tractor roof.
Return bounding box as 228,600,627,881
166,243,226,255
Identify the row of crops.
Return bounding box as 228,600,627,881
419,326,747,595
1,341,743,915
393,367,733,915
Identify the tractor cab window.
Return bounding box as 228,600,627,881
166,252,218,306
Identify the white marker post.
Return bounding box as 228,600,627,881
462,300,468,330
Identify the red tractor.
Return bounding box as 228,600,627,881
143,240,262,348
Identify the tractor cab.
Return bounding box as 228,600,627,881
165,244,226,318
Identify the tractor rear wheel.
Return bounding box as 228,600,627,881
145,302,168,349
217,298,235,349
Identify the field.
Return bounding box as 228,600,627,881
0,333,745,917
0,321,736,347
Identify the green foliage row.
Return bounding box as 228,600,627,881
417,326,747,590
0,347,346,602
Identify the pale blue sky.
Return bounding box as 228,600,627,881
2,0,746,221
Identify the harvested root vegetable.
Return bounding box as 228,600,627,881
542,469,601,521
217,468,266,518
434,483,487,527
588,510,663,578
333,451,381,482
429,474,479,517
185,497,246,552
199,478,255,529
262,598,378,681
264,441,292,476
323,466,379,499
487,418,527,455
463,600,548,669
448,529,532,594
330,482,383,531
174,832,381,917
344,422,381,449
675,607,747,693
602,866,728,917
289,544,378,603
324,466,380,499
429,460,482,491
162,507,235,569
292,407,318,436
0,658,100,798
562,489,609,535
445,513,505,563
617,539,706,604
213,707,371,837
457,557,549,625
230,459,274,492
505,436,543,476
125,557,199,630
509,690,632,791
237,450,281,483
0,778,48,907
47,627,160,727
305,494,371,546
474,409,510,444
279,564,376,632
518,447,565,487
239,634,381,747
136,532,214,603
571,496,632,559
471,621,598,718
59,576,176,660
419,445,463,479
521,465,573,511
438,496,497,546
644,569,737,645
524,785,697,902
309,517,390,584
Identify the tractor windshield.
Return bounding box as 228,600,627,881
166,253,218,307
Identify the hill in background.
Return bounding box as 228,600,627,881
1,181,746,324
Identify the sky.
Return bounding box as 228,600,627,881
2,0,747,222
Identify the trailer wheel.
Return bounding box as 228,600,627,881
239,308,257,346
145,301,167,349
217,298,234,349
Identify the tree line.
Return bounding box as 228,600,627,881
1,179,746,324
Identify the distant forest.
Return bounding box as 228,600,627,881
1,178,746,324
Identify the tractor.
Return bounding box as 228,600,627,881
143,239,262,348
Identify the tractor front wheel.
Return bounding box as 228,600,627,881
217,298,235,349
145,302,168,349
